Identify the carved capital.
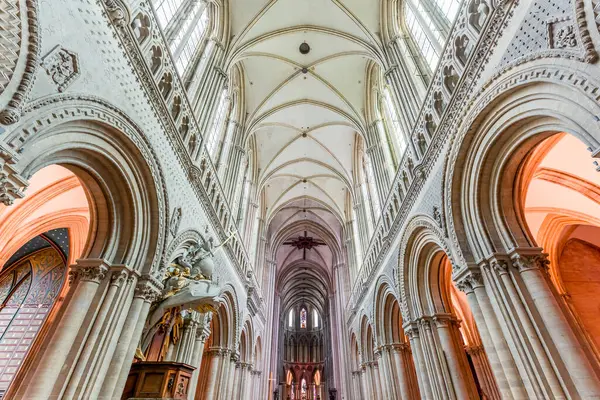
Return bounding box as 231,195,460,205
510,250,550,273
134,275,163,303
69,259,110,284
455,271,483,293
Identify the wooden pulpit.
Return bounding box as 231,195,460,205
122,361,196,400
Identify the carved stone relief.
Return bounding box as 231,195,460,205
40,45,80,92
0,0,22,95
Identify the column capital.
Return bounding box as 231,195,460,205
455,270,484,294
509,249,549,273
134,274,164,303
69,259,110,284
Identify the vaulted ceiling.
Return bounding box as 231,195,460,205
227,0,385,283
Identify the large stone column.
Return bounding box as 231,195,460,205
389,343,418,400
455,270,521,399
405,324,433,399
187,312,212,400
510,250,600,398
16,260,111,399
100,277,160,398
203,348,223,400
433,315,478,399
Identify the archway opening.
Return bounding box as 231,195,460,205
519,132,600,360
0,164,91,395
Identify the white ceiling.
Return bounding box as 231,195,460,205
228,0,383,272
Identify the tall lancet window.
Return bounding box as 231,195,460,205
312,309,319,328
300,308,307,329
206,89,229,156
301,378,307,399
154,0,186,28
435,0,461,22
174,7,209,73
382,88,407,156
405,5,440,70
288,308,294,328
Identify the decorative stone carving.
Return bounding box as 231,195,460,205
433,91,444,116
135,275,164,303
102,0,130,28
510,251,550,273
69,262,109,284
131,12,151,43
0,0,40,125
468,0,490,32
443,65,459,94
0,153,27,206
425,114,436,136
548,18,578,49
455,34,471,66
0,0,22,96
41,45,80,92
169,207,182,237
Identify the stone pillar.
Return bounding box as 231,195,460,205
390,343,418,399
217,349,232,399
187,312,212,400
100,277,159,398
510,250,600,398
455,270,516,399
375,349,390,399
434,315,478,399
405,323,433,399
231,362,242,399
360,365,371,398
467,345,499,400
370,361,382,399
204,348,223,400
224,352,239,398
17,260,110,399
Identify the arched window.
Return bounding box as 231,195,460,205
0,231,69,393
405,5,440,70
312,309,319,328
288,308,294,328
380,88,407,160
364,156,381,220
154,0,186,28
173,7,209,73
301,378,307,399
206,89,229,156
433,0,461,23
300,308,307,329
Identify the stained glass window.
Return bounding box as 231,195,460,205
301,378,307,399
300,308,307,329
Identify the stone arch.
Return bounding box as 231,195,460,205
397,215,453,321
445,66,600,265
10,96,168,274
444,65,600,398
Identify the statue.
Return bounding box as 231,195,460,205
175,238,215,280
